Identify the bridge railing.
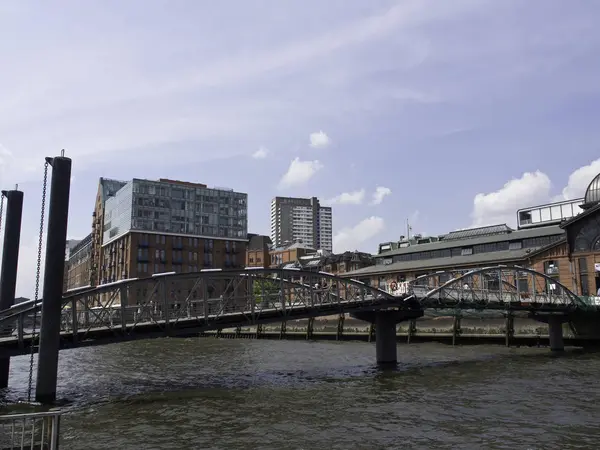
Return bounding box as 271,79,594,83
413,286,575,307
0,410,61,450
0,270,398,350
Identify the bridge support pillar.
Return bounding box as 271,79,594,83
352,309,423,365
375,313,398,365
35,156,72,405
548,316,564,352
0,189,24,389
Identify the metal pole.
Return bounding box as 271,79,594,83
0,190,24,388
35,156,72,404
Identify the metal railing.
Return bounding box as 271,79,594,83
0,410,61,450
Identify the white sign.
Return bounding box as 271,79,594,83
389,281,410,296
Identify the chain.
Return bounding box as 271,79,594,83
27,161,48,403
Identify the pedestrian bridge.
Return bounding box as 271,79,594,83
0,265,589,358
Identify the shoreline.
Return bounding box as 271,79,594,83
200,316,600,347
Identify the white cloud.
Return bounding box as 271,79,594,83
252,146,269,159
309,131,330,149
471,171,552,227
470,158,600,228
333,217,385,253
15,233,47,300
278,157,323,189
557,158,600,201
326,189,365,205
371,186,392,205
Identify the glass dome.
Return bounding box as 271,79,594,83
583,172,600,208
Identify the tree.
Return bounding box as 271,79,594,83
253,278,280,303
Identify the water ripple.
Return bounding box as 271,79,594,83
2,338,600,449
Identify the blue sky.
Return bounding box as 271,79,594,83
1,0,600,297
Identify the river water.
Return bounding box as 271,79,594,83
2,338,600,449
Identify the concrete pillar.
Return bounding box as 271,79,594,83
0,190,24,389
375,312,398,365
548,316,564,352
35,156,72,405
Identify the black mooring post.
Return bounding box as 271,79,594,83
35,156,71,404
0,190,24,389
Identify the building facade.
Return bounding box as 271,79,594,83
270,196,332,252
269,242,317,268
66,177,249,301
99,178,248,283
246,234,272,268
343,171,600,297
64,234,92,291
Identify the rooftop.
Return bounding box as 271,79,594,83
583,172,600,209
376,224,564,259
247,234,272,250
343,246,545,277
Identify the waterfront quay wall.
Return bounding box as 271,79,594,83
200,315,600,348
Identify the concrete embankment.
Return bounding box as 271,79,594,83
199,315,600,348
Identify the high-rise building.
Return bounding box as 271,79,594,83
82,177,248,289
270,196,332,252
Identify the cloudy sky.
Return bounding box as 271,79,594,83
1,0,600,297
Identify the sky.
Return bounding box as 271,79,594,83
1,0,600,298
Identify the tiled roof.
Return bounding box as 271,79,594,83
342,247,540,277
376,225,564,258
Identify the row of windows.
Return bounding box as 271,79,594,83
375,235,563,265
138,234,242,250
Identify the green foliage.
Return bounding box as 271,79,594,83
253,279,280,302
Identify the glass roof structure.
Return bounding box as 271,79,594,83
583,172,600,209
443,224,513,242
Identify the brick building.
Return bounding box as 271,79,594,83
343,171,600,297
65,177,249,302
246,234,272,268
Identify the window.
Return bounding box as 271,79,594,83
519,211,532,225
544,260,559,275
461,247,473,256
579,257,589,296
438,273,451,284
544,260,560,293
509,241,522,250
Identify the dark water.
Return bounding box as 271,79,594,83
2,338,600,449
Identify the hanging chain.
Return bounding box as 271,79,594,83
27,161,49,403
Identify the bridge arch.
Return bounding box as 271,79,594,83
411,265,584,309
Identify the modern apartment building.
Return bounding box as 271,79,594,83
65,177,248,299
270,196,332,252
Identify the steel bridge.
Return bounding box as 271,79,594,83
0,265,587,359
